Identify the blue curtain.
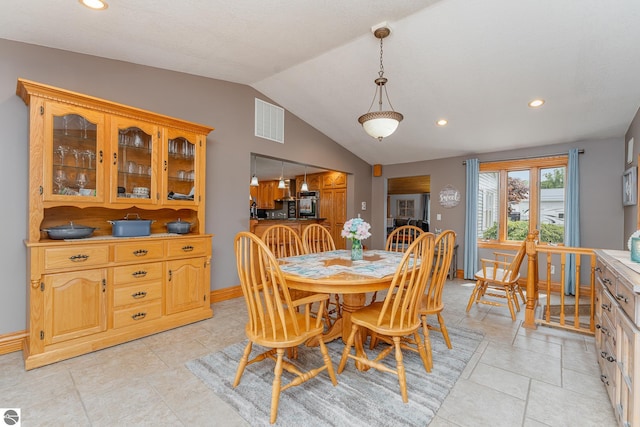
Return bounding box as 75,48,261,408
464,158,479,279
564,148,580,294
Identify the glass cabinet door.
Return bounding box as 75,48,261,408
45,103,105,201
164,129,198,204
111,118,157,204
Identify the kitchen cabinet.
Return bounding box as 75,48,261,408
257,180,276,209
18,79,214,369
594,250,640,427
322,171,346,189
320,187,347,249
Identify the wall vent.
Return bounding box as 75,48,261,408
255,98,284,143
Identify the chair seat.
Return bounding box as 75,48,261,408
246,312,325,348
475,267,519,284
351,302,422,337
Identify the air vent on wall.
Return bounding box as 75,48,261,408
255,98,284,143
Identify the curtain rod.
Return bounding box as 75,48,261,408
461,149,584,165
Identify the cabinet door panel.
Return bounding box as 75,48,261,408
163,129,200,205
44,102,106,202
43,269,106,345
166,258,205,314
111,117,158,204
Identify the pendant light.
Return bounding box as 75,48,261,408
358,25,403,142
250,155,259,186
301,166,309,192
278,162,286,189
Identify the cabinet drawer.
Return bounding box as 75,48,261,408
113,282,162,307
44,245,109,270
113,241,164,262
615,276,640,327
167,239,209,257
113,262,163,285
113,300,162,329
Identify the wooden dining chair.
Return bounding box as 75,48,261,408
301,224,341,324
369,224,424,304
260,224,305,259
417,229,456,371
338,232,435,403
233,231,337,424
465,230,538,320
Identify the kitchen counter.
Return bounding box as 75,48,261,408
249,218,326,236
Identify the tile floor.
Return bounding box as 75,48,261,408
0,279,617,426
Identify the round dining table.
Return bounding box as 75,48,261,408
278,249,404,345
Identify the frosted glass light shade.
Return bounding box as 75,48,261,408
250,175,259,186
301,182,309,192
358,111,403,141
278,178,286,189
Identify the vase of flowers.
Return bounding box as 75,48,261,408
342,217,371,261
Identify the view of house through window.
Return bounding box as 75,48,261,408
478,158,566,244
397,199,415,218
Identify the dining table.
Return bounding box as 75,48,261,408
278,249,407,346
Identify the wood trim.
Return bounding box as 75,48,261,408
0,330,27,355
210,286,243,303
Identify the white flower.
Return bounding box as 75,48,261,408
341,217,371,241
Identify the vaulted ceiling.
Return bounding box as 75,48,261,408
3,0,640,165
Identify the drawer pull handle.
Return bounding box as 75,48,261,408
595,267,602,273
69,254,89,262
131,291,147,299
606,355,616,363
182,245,194,252
601,303,611,312
616,294,629,303
596,324,601,329
132,270,148,278
602,278,611,285
131,312,147,320
600,374,609,386
133,249,148,256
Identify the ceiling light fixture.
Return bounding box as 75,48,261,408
436,119,448,126
301,166,309,192
250,155,259,187
278,162,286,189
79,0,108,10
528,99,545,108
358,25,403,142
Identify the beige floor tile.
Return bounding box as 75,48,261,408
526,379,617,426
480,341,562,386
436,379,526,426
469,362,530,400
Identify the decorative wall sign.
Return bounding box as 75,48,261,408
439,185,461,208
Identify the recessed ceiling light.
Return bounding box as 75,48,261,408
436,119,448,126
528,99,545,108
79,0,108,10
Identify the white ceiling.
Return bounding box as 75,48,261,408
2,0,640,165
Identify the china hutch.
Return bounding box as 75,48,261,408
17,79,214,369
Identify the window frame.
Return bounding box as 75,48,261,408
397,199,415,218
478,156,568,248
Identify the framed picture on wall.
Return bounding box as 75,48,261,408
623,166,637,206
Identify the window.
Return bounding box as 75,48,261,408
397,199,415,218
478,157,567,244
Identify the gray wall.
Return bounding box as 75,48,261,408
372,138,626,273
624,106,640,244
0,39,372,335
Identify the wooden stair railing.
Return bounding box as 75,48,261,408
524,235,596,334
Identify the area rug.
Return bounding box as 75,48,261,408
186,326,484,427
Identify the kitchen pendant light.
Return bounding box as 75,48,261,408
358,25,403,142
250,155,259,186
301,166,309,192
278,162,286,189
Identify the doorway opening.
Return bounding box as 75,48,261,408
386,175,430,239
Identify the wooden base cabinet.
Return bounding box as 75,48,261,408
19,79,214,370
595,250,640,427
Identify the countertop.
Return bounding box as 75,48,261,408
250,218,326,221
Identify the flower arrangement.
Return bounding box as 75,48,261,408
341,217,371,241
